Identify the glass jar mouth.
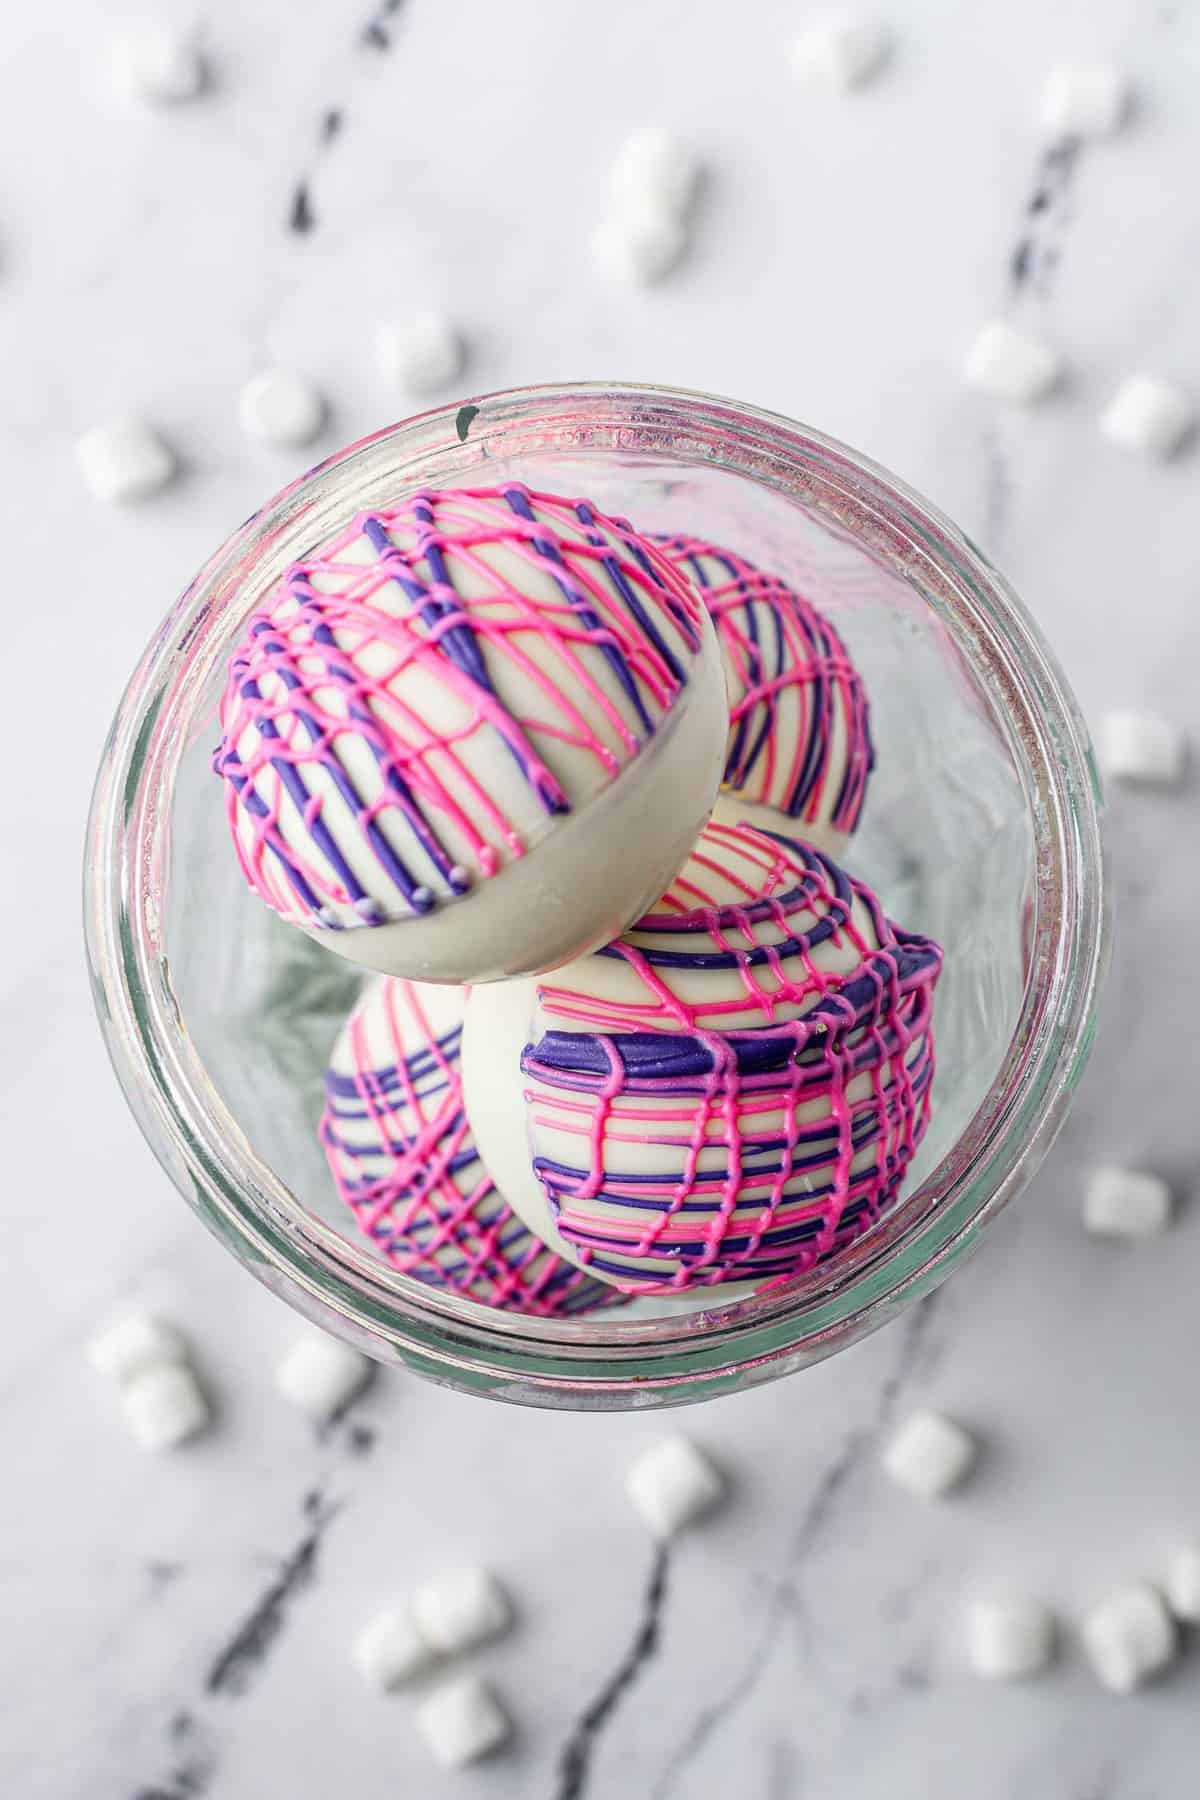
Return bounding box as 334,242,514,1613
84,382,1109,1408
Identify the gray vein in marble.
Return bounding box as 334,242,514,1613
764,1735,801,1800
132,1496,339,1794
650,1296,940,1798
978,133,1082,558
129,1405,377,1797
145,1560,184,1595
205,1491,339,1697
554,1542,672,1800
286,0,407,234
1009,138,1080,301
133,1709,219,1800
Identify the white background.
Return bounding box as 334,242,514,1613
2,1,1199,1795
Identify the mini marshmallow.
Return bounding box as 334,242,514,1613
275,1332,373,1423
354,1607,437,1690
592,211,689,286
1082,1582,1177,1694
238,369,326,449
411,1568,512,1656
964,322,1062,405
416,1675,512,1768
377,314,464,395
625,1436,725,1538
966,1596,1056,1680
1164,1543,1200,1623
1101,376,1194,460
610,129,699,221
1041,66,1130,139
112,27,206,104
87,1312,187,1383
76,417,176,503
1096,711,1187,786
119,1363,210,1451
791,19,891,91
1083,1166,1173,1238
883,1410,977,1499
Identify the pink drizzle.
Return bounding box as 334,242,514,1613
521,817,942,1295
215,485,706,929
320,979,613,1317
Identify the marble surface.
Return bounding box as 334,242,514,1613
3,0,1200,1794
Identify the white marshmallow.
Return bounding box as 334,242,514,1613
76,417,176,503
275,1332,372,1422
238,369,326,449
377,314,464,395
883,1410,977,1499
411,1568,512,1655
966,1596,1056,1680
416,1675,512,1768
964,322,1062,404
610,129,699,221
1082,1582,1177,1693
1096,710,1187,786
87,1312,188,1384
792,18,891,90
592,211,689,286
119,1363,210,1451
353,1607,437,1690
626,1436,725,1538
112,27,206,105
1083,1166,1173,1238
1164,1543,1200,1623
1101,376,1194,459
1041,66,1130,139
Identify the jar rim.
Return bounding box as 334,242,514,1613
84,381,1109,1409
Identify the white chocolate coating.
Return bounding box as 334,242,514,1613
463,815,941,1297
215,484,726,983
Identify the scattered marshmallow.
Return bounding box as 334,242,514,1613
87,1312,188,1384
1083,1166,1173,1238
964,321,1062,405
966,1596,1056,1680
111,27,206,105
626,1436,726,1538
412,1567,513,1656
595,127,700,286
354,1607,437,1690
1082,1581,1177,1694
792,18,891,91
592,211,689,286
75,417,176,503
883,1410,977,1499
1096,710,1187,786
610,128,700,222
416,1675,512,1768
275,1332,373,1423
238,369,326,449
1041,66,1130,139
377,314,465,395
1164,1543,1200,1623
1101,376,1194,460
119,1362,211,1451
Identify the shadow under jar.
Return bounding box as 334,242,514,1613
84,383,1108,1411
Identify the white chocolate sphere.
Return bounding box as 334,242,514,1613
321,976,613,1316
657,533,873,855
215,484,726,983
463,815,941,1297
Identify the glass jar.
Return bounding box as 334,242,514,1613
84,383,1108,1410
